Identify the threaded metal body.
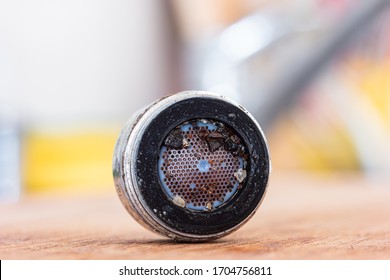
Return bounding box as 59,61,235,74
113,91,270,242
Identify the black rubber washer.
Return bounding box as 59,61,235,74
135,97,270,235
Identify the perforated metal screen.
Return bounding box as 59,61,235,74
158,119,248,211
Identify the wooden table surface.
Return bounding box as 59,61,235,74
1,173,390,259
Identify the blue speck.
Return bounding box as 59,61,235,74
197,159,211,173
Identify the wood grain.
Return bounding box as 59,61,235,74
1,173,390,259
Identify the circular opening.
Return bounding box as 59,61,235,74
158,119,249,212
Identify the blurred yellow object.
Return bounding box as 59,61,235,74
269,112,360,172
356,60,390,120
24,129,119,194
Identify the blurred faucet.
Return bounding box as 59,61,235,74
182,0,390,175
186,0,390,130
190,5,321,108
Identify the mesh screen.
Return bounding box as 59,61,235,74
158,119,248,211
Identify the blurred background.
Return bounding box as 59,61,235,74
1,0,390,203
